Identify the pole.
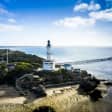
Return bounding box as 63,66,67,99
6,49,9,65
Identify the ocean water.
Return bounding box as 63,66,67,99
0,46,112,80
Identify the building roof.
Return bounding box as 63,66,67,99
63,64,72,67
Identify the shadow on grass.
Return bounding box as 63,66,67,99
33,106,56,112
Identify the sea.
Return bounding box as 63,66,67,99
0,46,112,80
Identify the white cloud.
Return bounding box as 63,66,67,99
89,8,112,21
0,24,23,32
74,1,101,11
0,7,13,16
0,6,22,32
54,7,112,28
8,18,16,23
88,1,101,11
74,3,88,11
54,16,95,28
0,7,9,15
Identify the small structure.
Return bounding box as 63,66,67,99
63,64,73,71
7,63,16,71
74,69,80,73
43,40,55,71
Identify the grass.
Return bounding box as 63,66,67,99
0,104,32,112
30,88,88,112
0,87,88,112
0,87,112,112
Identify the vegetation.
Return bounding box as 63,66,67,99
0,49,111,112
0,62,35,86
0,49,43,86
0,89,87,112
33,106,55,112
30,88,86,112
0,63,7,84
89,89,102,101
104,81,112,86
0,49,43,66
78,76,102,102
35,69,73,84
78,76,100,95
5,62,34,86
0,104,32,112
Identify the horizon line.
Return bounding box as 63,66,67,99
0,45,112,48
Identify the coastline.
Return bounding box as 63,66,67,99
0,49,112,111
0,47,112,80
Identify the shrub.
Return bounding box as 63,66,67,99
4,62,33,86
89,89,102,101
78,77,100,94
0,63,7,84
33,106,55,112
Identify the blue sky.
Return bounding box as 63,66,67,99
0,0,112,46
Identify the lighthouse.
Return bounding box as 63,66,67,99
43,40,55,71
47,40,51,60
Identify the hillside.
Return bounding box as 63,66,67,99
0,49,43,65
0,85,112,112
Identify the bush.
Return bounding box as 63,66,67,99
89,89,102,101
33,106,55,112
36,69,73,84
78,77,100,94
4,62,33,86
0,64,7,84
31,85,47,98
15,62,33,73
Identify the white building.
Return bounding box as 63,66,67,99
43,40,55,71
63,64,73,71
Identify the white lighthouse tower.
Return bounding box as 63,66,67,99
43,40,55,71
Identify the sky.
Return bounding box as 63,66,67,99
0,0,112,46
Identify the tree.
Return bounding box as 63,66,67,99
0,63,7,84
5,62,33,86
15,62,33,73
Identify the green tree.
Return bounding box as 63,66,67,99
15,62,33,73
0,63,7,84
5,62,33,86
